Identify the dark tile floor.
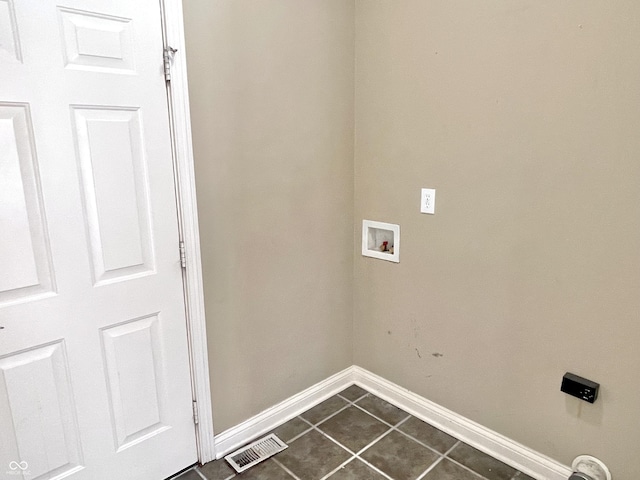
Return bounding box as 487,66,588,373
172,386,536,480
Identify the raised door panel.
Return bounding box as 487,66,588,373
0,0,21,63
0,104,55,306
101,314,169,451
58,7,134,74
0,341,83,478
71,106,155,286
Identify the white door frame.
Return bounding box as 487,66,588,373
162,0,216,463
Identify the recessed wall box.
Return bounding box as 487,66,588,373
561,372,599,403
362,220,400,263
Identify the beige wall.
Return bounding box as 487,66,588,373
354,1,640,478
183,0,355,433
185,0,640,476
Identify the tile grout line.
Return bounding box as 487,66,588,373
441,456,494,480
348,391,512,480
317,457,357,480
283,421,315,444
308,409,492,480
301,393,400,480
348,421,405,480
339,400,489,480
266,390,369,453
324,391,496,480
210,389,480,480
201,387,530,480
432,440,492,480
314,390,371,425
353,456,395,480
312,408,420,480
415,456,446,480
336,391,369,404
192,467,208,480
392,425,512,480
373,416,450,480
414,440,461,480
350,399,409,429
310,391,452,480
394,425,456,458
308,415,397,480
315,435,398,480
348,415,446,480
311,420,371,455
440,439,497,480
300,426,359,480
272,457,302,480
306,399,353,428
295,415,364,479
443,440,462,456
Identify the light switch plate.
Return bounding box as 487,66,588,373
421,188,436,214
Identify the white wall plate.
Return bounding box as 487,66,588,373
362,220,400,263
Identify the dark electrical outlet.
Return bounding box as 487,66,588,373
561,372,599,403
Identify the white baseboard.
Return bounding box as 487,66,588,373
352,366,572,480
213,367,354,459
213,365,572,480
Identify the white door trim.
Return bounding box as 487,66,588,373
162,0,215,463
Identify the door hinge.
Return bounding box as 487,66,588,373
179,241,186,268
192,400,199,425
163,46,177,82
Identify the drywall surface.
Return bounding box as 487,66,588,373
354,1,640,477
184,0,354,433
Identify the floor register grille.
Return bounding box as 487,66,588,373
224,433,288,473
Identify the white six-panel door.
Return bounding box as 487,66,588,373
0,0,197,478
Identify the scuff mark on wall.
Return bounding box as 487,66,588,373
415,348,422,359
411,318,421,339
432,352,444,358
